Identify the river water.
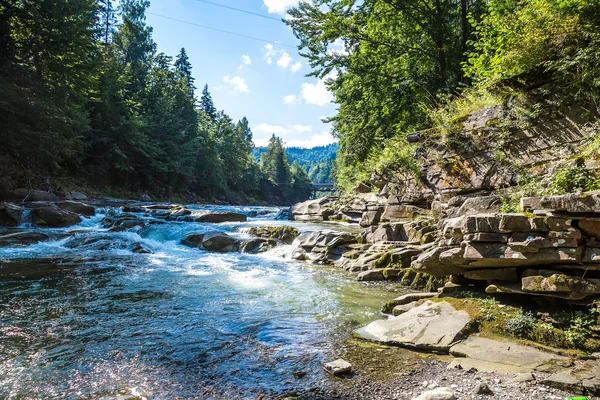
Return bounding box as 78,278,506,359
0,204,402,399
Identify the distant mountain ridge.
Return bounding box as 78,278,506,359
252,143,338,184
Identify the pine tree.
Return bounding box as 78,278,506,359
200,84,217,122
175,47,195,95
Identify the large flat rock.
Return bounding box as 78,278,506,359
449,335,570,374
542,360,600,395
356,301,471,352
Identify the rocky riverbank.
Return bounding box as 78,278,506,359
1,192,599,399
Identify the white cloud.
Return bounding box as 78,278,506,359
263,0,299,14
283,94,299,103
254,123,288,134
276,51,292,68
253,123,313,135
222,75,249,93
264,43,276,64
254,131,336,148
328,38,348,57
264,44,301,72
241,55,252,65
301,78,333,106
293,124,312,132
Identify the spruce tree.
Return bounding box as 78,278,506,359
200,84,217,122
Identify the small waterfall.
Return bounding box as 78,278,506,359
285,238,301,259
20,209,33,226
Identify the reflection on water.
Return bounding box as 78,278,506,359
0,204,403,399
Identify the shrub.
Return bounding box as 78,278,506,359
505,310,536,337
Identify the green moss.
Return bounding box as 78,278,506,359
373,252,392,269
434,294,600,354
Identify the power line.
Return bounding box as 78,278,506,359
146,12,297,48
191,0,283,22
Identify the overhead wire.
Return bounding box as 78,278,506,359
146,11,297,48
190,0,283,21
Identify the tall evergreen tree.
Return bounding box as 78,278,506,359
200,84,217,122
175,47,195,95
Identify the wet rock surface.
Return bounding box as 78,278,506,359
32,206,82,227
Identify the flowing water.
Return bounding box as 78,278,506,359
0,204,404,399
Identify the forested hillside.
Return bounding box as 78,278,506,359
0,0,310,205
252,143,337,183
287,0,600,193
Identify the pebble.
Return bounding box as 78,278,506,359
472,382,493,395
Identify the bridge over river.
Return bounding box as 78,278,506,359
310,183,335,199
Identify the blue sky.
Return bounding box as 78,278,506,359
145,0,339,148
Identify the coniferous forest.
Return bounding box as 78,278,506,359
0,0,311,205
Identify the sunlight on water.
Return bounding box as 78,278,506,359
0,204,405,399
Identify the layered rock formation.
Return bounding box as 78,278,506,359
289,104,600,302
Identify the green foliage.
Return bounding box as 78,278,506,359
553,159,600,194
427,89,504,137
287,0,485,188
257,136,312,204
505,310,536,337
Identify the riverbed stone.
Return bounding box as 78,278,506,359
542,361,600,395
0,231,49,246
357,301,470,352
323,359,352,376
57,200,95,216
244,226,299,244
181,232,205,248
200,231,240,252
290,197,335,222
239,238,275,254
382,292,438,313
449,336,569,374
0,202,23,226
32,206,82,227
392,301,418,316
195,212,247,223
357,268,401,281
412,387,456,400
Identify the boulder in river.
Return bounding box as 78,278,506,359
0,202,23,226
64,234,153,253
244,226,299,244
181,231,240,252
57,200,95,216
239,238,275,254
195,212,247,223
180,232,205,248
0,231,49,247
201,231,240,252
32,206,82,227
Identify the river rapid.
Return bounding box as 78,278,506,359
0,203,404,399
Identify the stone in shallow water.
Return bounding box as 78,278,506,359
32,206,81,227
322,359,352,376
0,202,23,226
0,231,49,247
195,212,247,223
356,301,471,352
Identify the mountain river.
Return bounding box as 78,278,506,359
0,204,407,399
